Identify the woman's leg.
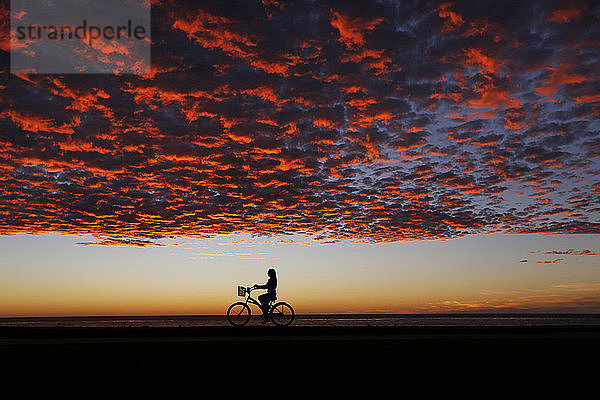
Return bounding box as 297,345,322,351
258,293,268,316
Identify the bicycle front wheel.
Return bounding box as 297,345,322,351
270,302,295,326
227,302,251,326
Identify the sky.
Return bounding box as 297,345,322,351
0,0,599,316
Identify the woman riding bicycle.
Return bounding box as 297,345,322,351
226,267,293,326
252,268,277,323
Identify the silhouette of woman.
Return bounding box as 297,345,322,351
253,268,277,323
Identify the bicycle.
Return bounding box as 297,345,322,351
227,285,295,326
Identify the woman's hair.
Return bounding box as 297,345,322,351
268,268,276,277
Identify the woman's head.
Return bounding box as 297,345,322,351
268,268,276,278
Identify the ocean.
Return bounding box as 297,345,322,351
1,313,599,327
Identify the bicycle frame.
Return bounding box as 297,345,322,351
242,287,276,314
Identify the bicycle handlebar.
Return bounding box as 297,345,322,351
241,285,263,294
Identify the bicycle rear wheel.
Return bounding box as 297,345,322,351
227,302,251,326
270,302,295,326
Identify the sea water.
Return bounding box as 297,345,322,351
1,314,599,327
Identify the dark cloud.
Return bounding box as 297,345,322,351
543,249,600,256
75,237,167,247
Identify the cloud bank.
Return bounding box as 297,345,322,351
0,0,599,243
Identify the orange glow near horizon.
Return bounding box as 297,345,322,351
1,1,600,317
1,233,599,317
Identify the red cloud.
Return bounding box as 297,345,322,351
437,2,464,33
546,1,588,23
536,259,563,264
330,11,384,48
534,63,587,100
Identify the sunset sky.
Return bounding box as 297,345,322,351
1,0,599,316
